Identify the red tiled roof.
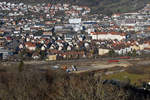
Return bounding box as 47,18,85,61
25,42,36,47
109,32,120,35
91,32,126,36
6,37,12,40
144,48,150,50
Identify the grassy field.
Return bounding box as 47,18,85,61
103,72,150,85
103,65,150,85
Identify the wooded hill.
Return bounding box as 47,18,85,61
0,0,150,15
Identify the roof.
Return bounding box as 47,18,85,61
61,51,84,56
25,42,36,47
91,32,126,36
0,48,11,53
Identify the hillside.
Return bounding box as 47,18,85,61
0,63,149,100
0,0,150,15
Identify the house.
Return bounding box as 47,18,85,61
43,32,52,36
25,42,36,51
64,33,74,41
32,52,40,60
61,51,85,59
90,32,126,41
41,45,46,51
0,48,13,60
112,14,120,18
0,38,6,46
46,55,57,61
98,48,110,56
130,45,140,51
5,37,12,42
67,45,72,51
33,34,42,39
143,42,150,49
115,48,126,55
45,21,56,25
19,44,24,49
69,18,81,24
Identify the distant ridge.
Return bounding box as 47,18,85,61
0,0,150,15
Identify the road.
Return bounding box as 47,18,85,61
1,57,150,73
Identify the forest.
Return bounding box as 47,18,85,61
0,62,149,100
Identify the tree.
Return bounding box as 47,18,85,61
40,51,46,59
132,49,137,57
127,51,132,56
108,49,116,57
18,60,24,72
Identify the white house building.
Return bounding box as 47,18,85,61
90,32,126,41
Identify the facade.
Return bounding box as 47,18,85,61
69,18,81,24
0,48,13,60
91,32,126,41
47,55,57,61
98,49,110,56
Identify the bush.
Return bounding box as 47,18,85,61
18,61,24,72
0,67,149,100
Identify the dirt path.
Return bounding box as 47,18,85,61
1,58,150,73
73,60,132,73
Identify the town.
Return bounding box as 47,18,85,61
0,1,150,100
0,2,150,61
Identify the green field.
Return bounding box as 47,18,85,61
103,65,150,85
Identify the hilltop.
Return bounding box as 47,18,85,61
0,0,150,15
